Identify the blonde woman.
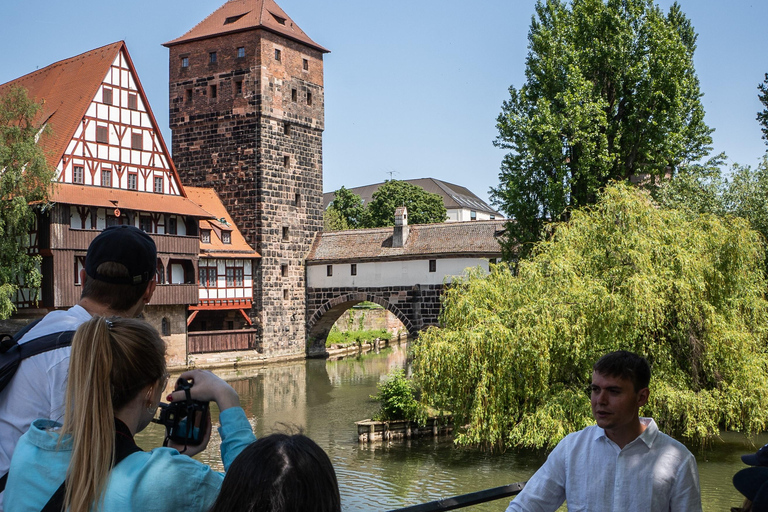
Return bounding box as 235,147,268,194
4,317,255,512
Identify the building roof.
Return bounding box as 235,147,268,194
163,0,329,53
306,220,505,264
50,183,212,218
0,42,121,171
323,178,501,216
185,187,260,259
0,41,188,199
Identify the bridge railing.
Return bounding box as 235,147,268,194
386,482,525,512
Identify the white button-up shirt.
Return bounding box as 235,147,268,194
506,418,701,512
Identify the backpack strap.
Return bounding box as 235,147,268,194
41,418,142,512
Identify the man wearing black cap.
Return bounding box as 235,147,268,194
0,225,157,510
733,444,768,511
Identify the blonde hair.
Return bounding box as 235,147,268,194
61,316,166,512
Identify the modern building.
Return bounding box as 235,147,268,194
164,0,329,356
0,41,212,365
323,178,502,222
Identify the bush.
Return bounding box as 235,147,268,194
371,369,423,422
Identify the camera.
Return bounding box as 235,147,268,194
153,377,209,449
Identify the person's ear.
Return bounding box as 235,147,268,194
637,387,649,408
143,280,157,303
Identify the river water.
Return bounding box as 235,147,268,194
135,341,760,511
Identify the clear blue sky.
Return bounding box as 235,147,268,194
1,0,767,205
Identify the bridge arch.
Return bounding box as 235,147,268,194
306,292,415,356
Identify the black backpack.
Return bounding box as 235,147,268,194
0,319,76,493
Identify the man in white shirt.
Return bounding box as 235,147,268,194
0,225,157,510
506,350,702,512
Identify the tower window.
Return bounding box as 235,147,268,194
73,165,84,184
291,89,297,102
237,46,245,58
128,93,138,110
307,91,312,106
284,122,291,135
209,52,217,64
185,88,193,102
181,56,189,68
295,193,301,207
303,59,309,71
282,226,289,241
132,132,143,150
283,288,289,300
274,48,281,61
102,88,112,105
209,84,217,99
235,80,243,96
283,155,290,168
281,264,288,277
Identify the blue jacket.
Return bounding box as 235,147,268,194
4,407,255,512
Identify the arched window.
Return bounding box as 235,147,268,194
161,317,170,336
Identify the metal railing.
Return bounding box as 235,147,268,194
387,482,525,512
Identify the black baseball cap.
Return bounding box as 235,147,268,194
85,226,157,285
743,443,768,467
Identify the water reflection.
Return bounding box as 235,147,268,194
135,342,757,511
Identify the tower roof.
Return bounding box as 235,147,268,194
163,0,328,53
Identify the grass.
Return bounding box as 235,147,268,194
326,327,392,348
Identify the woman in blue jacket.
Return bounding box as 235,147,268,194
5,316,255,512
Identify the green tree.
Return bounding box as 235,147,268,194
413,183,768,451
0,86,55,318
327,186,365,228
758,73,768,145
364,180,446,227
492,0,713,259
323,206,351,231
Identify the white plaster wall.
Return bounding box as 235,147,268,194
307,257,493,288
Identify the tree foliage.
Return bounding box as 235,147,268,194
759,73,768,145
413,183,768,451
365,180,446,227
326,186,365,229
491,0,713,259
0,87,55,318
326,181,447,229
371,369,424,422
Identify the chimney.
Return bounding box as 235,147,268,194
393,207,409,247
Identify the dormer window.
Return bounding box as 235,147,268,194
224,13,246,25
222,231,231,244
201,230,211,244
270,12,286,25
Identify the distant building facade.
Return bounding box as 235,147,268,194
323,178,502,222
165,0,329,356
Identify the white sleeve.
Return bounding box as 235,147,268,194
506,440,567,512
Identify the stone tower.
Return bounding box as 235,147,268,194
164,0,328,356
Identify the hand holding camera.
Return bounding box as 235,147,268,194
154,370,241,455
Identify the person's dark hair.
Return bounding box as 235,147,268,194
81,262,152,312
208,433,341,512
593,350,651,392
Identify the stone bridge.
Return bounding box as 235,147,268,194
305,284,443,355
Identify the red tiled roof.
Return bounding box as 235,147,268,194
185,187,260,259
307,220,506,263
163,0,329,53
0,42,122,170
50,183,212,218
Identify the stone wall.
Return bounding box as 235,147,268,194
333,307,406,336
144,304,188,368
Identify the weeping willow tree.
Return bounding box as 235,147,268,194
413,183,768,451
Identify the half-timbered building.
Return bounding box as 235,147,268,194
184,187,260,354
0,41,212,366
